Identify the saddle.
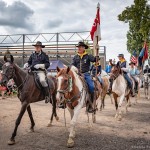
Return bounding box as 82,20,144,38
29,71,54,93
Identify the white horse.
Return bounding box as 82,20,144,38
56,66,101,148
110,65,131,121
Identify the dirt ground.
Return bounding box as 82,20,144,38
0,90,150,150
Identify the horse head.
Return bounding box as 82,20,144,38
56,66,73,104
109,64,122,81
1,55,15,86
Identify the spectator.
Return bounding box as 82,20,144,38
0,72,7,99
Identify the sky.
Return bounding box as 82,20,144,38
0,0,137,61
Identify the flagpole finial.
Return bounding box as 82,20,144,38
97,2,100,8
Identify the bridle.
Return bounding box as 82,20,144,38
2,64,28,90
57,75,72,94
110,71,120,80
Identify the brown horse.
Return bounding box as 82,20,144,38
99,76,113,111
56,66,101,148
1,55,58,145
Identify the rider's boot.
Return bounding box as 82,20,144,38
87,92,94,113
44,86,51,103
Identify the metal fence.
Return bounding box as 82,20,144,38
0,31,106,68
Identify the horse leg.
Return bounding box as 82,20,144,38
8,101,28,145
67,104,82,148
113,94,118,119
109,93,113,104
47,95,59,127
125,95,130,113
27,105,35,132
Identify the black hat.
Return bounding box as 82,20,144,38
76,41,88,49
129,62,135,65
32,41,45,48
117,54,124,57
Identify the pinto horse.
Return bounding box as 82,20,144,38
109,64,131,121
1,55,58,145
56,66,101,148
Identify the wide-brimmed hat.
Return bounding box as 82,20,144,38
32,41,45,48
76,41,88,49
117,54,124,57
129,62,135,65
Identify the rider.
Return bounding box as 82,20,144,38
72,41,99,113
27,41,50,103
128,62,140,93
90,60,103,87
108,54,134,96
105,59,113,74
117,54,134,96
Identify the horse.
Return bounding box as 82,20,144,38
98,72,113,111
56,66,101,148
143,73,150,99
109,64,131,121
0,55,59,145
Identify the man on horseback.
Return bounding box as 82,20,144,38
117,54,134,96
71,41,99,112
108,54,134,96
27,41,50,103
128,62,140,93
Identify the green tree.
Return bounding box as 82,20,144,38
118,0,150,54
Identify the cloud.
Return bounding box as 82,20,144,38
0,0,136,61
0,0,34,30
46,19,63,29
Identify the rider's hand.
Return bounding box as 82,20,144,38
34,64,45,69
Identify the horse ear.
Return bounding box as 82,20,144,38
10,55,14,63
57,66,60,72
67,66,70,73
4,54,14,63
4,55,8,62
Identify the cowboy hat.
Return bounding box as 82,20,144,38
32,41,45,48
76,41,88,49
117,54,124,57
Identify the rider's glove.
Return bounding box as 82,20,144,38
34,64,45,69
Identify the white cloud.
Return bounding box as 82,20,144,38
0,0,135,62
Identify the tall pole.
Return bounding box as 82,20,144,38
56,33,59,60
22,34,25,67
95,3,100,75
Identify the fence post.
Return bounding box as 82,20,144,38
56,33,59,60
22,34,25,67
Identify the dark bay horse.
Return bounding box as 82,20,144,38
1,55,58,145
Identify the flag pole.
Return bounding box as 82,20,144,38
96,3,100,76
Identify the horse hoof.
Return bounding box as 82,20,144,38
67,138,74,148
55,116,59,121
30,128,34,132
92,116,96,123
47,123,52,127
8,139,15,145
118,115,122,121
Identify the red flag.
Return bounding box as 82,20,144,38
143,42,148,61
90,3,101,41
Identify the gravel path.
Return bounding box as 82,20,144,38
0,91,150,150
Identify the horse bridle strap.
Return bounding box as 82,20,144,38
110,72,120,80
57,75,72,94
